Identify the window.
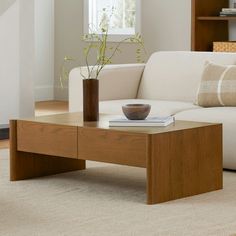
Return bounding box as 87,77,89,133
84,0,141,41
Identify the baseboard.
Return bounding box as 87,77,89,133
35,86,54,102
0,124,9,140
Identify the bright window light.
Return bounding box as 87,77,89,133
84,0,141,41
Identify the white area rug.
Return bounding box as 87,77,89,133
1,149,236,236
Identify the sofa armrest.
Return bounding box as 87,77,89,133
69,64,145,112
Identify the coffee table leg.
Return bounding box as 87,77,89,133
10,120,86,181
147,126,223,204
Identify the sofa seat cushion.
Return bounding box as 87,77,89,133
175,107,236,169
99,99,200,117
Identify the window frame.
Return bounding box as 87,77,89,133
83,0,141,42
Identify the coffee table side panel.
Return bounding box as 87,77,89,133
77,128,148,167
17,120,78,159
147,125,223,204
10,120,86,181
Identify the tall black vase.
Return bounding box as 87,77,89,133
83,79,99,121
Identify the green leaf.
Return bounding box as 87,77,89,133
64,56,74,61
61,8,146,80
83,47,89,55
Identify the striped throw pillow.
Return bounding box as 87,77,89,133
197,61,236,107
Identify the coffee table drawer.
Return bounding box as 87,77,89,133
17,121,77,159
78,128,147,167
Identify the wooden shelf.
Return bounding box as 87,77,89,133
198,16,236,20
192,0,229,51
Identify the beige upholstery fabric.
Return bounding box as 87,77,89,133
99,99,200,117
69,64,145,112
197,62,236,107
137,52,236,102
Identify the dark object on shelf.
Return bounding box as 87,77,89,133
83,79,99,122
122,104,151,120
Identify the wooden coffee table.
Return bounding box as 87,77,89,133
10,113,223,204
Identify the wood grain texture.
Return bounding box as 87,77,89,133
0,101,68,151
198,16,236,20
83,79,99,121
19,112,217,135
78,127,148,167
192,0,229,51
10,112,223,204
17,120,78,159
10,120,86,181
147,125,223,204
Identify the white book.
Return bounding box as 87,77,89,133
222,8,236,12
109,116,175,127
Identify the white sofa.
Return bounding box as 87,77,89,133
69,51,236,170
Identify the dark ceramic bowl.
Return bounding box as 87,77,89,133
122,104,151,120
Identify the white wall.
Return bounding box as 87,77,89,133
0,1,19,125
54,0,82,100
142,0,191,54
19,0,35,118
0,0,16,16
0,0,34,126
35,0,54,101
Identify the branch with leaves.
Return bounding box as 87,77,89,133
60,8,146,85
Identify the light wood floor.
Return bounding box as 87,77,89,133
0,101,68,149
35,101,68,116
0,140,9,149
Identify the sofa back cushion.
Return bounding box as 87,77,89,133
137,51,236,102
197,62,236,107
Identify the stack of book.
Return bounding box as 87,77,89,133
109,116,175,127
220,8,236,17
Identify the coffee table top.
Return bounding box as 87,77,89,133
19,112,220,135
